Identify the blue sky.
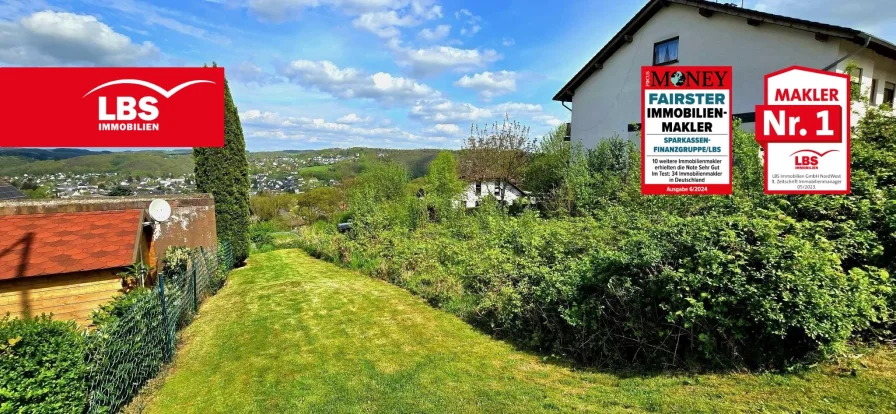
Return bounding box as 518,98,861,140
1,0,893,151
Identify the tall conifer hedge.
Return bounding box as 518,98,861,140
194,63,250,264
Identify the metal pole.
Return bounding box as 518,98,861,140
191,262,198,312
158,271,172,361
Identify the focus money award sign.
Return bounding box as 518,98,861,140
641,66,732,195
755,66,850,194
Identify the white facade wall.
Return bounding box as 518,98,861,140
569,3,896,148
462,180,524,208
836,45,896,124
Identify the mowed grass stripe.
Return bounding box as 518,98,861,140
142,249,896,413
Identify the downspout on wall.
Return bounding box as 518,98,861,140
561,101,572,141
822,34,872,71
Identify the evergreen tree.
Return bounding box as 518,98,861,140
193,63,250,264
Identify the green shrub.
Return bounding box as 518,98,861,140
249,221,277,248
579,213,888,367
296,114,896,369
0,315,86,413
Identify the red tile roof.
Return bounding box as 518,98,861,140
0,210,143,280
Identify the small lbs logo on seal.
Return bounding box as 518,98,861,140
755,66,850,194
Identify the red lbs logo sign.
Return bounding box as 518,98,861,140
755,66,850,194
0,67,224,147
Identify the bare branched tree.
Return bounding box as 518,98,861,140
460,115,535,203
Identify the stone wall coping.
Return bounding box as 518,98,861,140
0,194,214,216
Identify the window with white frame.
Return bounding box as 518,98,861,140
653,37,679,65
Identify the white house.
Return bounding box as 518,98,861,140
462,180,527,208
554,0,896,148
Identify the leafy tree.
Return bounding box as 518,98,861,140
194,63,251,263
108,185,134,196
348,161,410,232
524,125,568,195
524,125,595,215
461,116,535,203
425,151,465,201
422,151,465,221
19,179,38,191
24,186,52,199
293,187,345,224
250,193,297,222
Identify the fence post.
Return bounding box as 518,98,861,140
191,261,198,313
158,271,172,361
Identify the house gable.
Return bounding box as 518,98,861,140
553,0,894,102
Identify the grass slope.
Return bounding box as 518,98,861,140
142,250,896,413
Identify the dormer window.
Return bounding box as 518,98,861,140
653,37,679,66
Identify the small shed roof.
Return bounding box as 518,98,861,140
0,209,144,280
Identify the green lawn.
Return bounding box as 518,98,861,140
141,249,896,413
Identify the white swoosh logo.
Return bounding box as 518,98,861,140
83,79,215,98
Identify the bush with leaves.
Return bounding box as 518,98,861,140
0,315,86,413
423,151,466,222
249,221,277,249
297,110,896,369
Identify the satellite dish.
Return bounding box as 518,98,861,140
148,199,172,222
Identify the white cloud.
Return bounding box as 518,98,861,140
410,98,492,123
454,70,516,99
425,123,460,134
350,0,441,38
411,98,566,131
85,0,230,44
501,37,514,46
492,102,543,114
390,39,501,76
352,10,418,38
245,0,441,31
418,24,450,41
455,8,481,36
337,113,372,123
279,59,440,103
0,10,159,66
246,0,321,21
533,114,563,127
240,108,450,146
232,61,280,85
241,109,289,125
246,0,407,21
121,25,150,36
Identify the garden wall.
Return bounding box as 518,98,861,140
0,194,217,270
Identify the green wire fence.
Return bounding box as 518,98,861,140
83,241,234,413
